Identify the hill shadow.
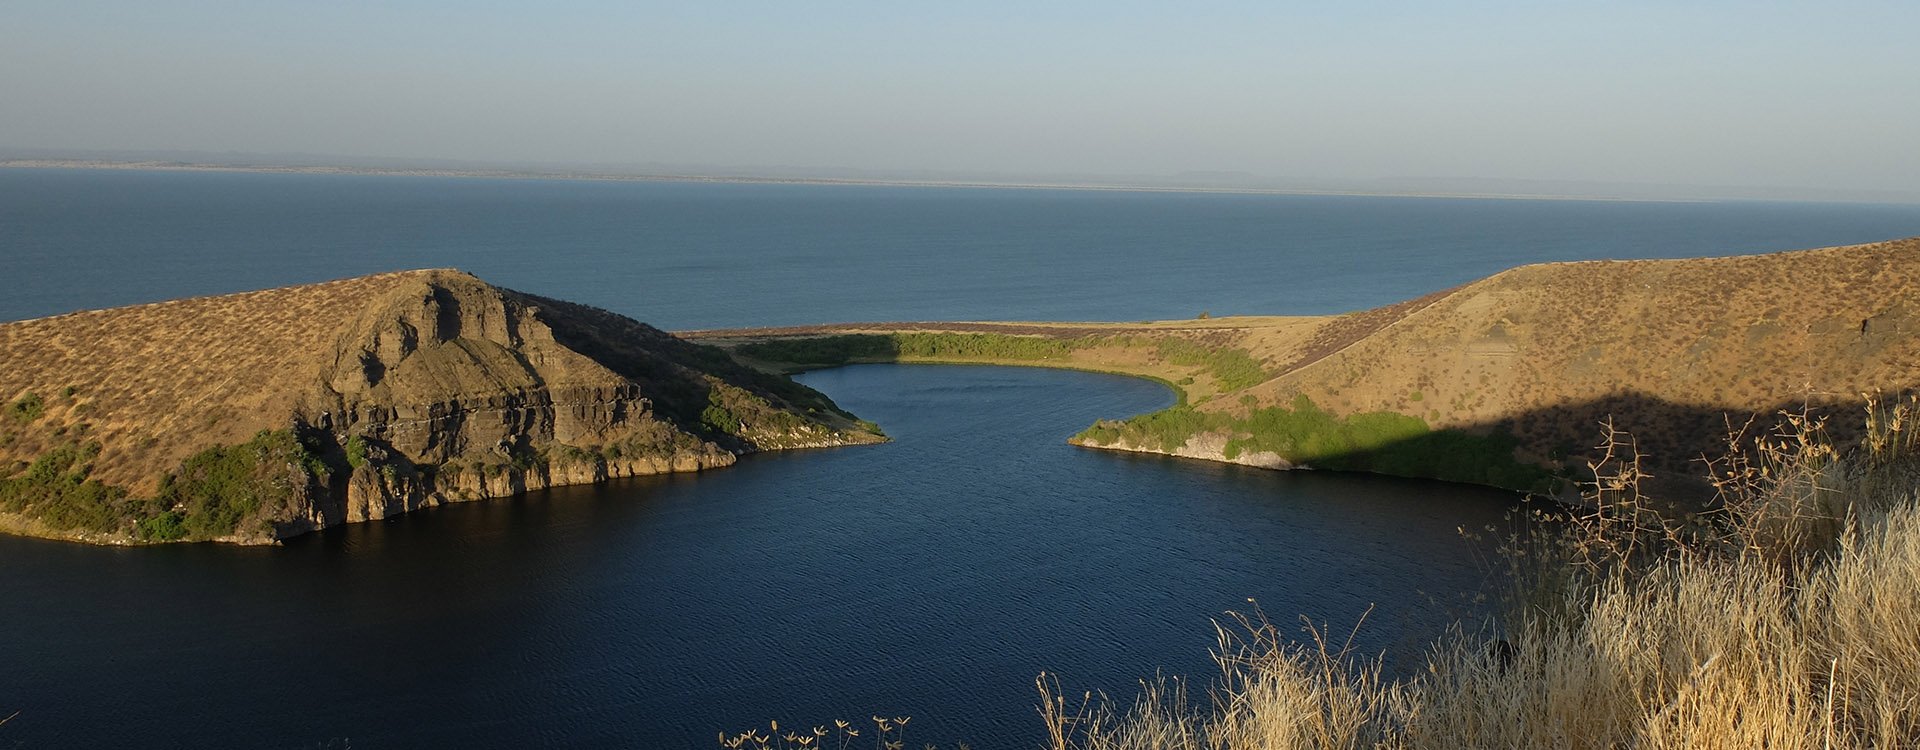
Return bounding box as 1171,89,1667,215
520,292,863,449
1251,389,1903,503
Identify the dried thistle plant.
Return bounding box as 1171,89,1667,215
721,715,914,750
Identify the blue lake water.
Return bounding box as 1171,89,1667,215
0,365,1520,749
1,169,1917,747
3,168,1918,328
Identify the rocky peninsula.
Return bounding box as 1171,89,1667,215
0,270,883,544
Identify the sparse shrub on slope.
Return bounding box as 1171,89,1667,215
737,334,893,366
701,389,743,434
5,392,45,424
0,441,129,533
149,429,326,541
1152,338,1270,392
893,331,1084,360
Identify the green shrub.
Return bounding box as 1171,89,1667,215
0,441,131,533
136,511,187,542
890,332,1083,360
293,433,331,476
6,393,45,423
701,390,742,434
2,430,334,541
1078,395,1550,491
345,435,369,470
1076,406,1234,452
553,443,604,467
157,430,313,540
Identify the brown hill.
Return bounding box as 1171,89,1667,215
1231,238,1920,474
705,238,1920,494
0,270,882,544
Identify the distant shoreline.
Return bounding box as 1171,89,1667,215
0,159,1702,204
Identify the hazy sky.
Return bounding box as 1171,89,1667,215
4,1,1917,194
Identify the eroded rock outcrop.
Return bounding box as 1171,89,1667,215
0,270,885,544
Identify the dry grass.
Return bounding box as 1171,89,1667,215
698,239,1920,485
1243,237,1920,471
1270,286,1458,376
0,271,445,492
1039,396,1920,749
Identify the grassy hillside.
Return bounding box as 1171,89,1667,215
0,270,883,544
1244,238,1920,477
700,238,1920,494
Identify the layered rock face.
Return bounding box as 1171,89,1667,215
0,270,883,544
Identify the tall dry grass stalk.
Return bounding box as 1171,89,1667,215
1041,396,1920,749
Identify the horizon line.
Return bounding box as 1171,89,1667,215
9,157,1905,206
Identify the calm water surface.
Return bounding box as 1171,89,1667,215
0,365,1520,748
4,169,1918,327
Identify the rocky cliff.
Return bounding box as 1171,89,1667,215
0,270,884,544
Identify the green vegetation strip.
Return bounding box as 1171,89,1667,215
1076,395,1551,492
1147,337,1268,392
0,430,326,542
738,332,1081,365
0,441,127,532
738,332,1274,392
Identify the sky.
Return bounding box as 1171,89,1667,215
3,1,1917,197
